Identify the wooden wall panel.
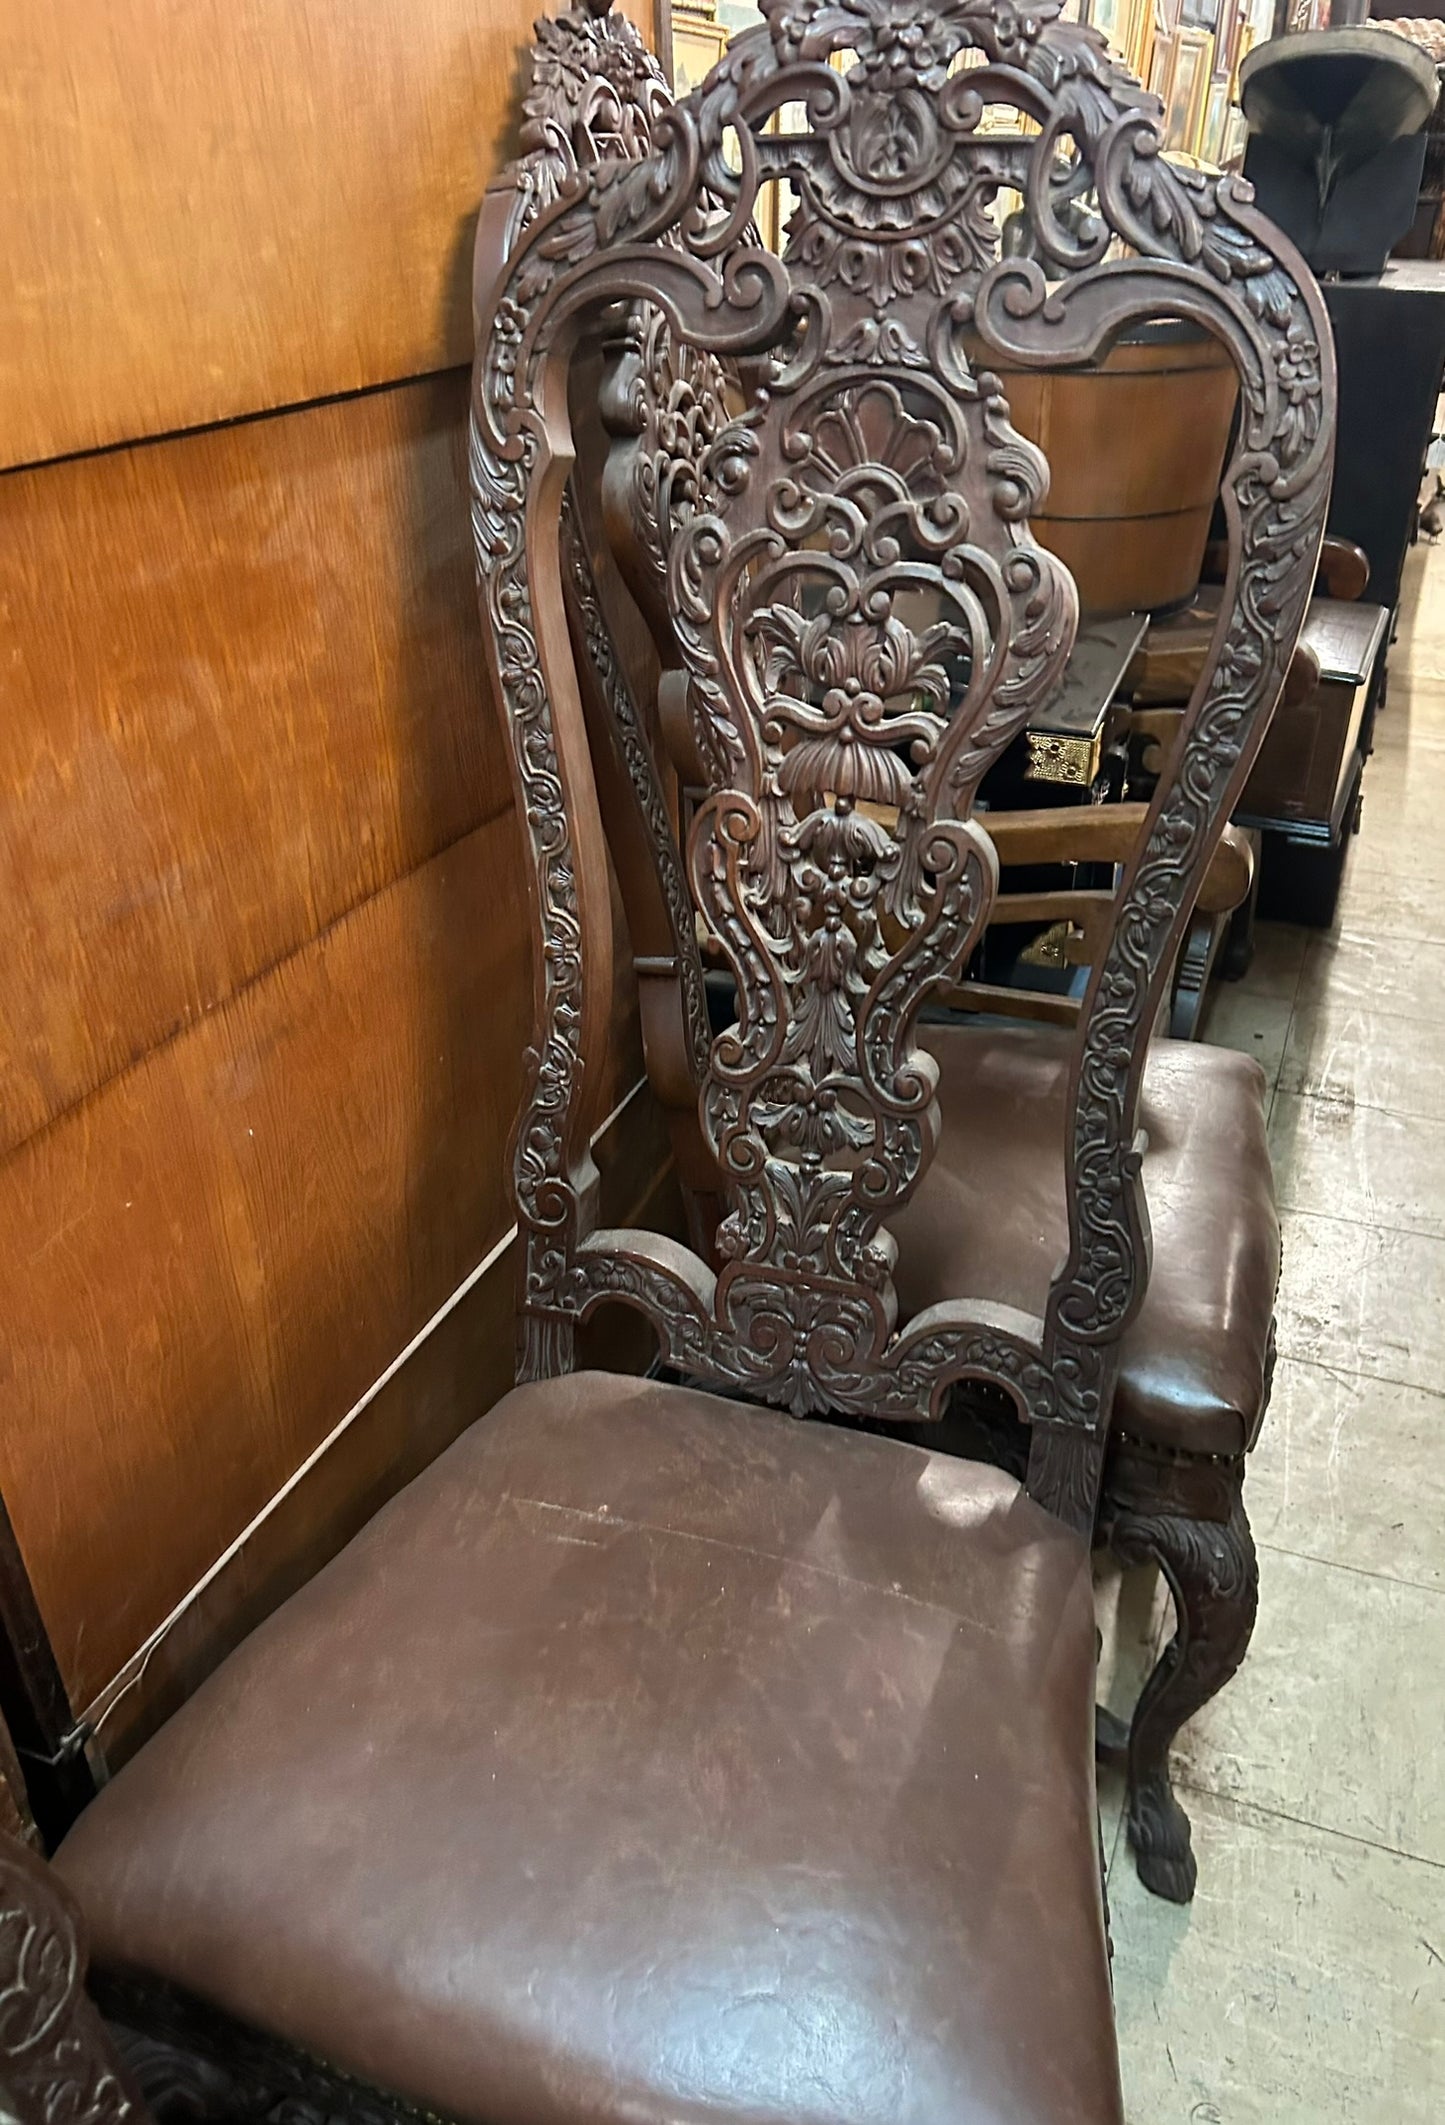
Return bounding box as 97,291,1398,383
91,1086,678,1768
1,819,533,1712
0,372,507,1158
0,0,658,470
2,0,668,1793
2,752,648,1726
2,0,500,468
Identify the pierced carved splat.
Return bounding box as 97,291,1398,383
472,0,1333,1524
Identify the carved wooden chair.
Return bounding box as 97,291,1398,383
473,0,1335,1907
0,8,1331,2123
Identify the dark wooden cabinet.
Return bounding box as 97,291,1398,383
1239,600,1390,839
1323,263,1445,612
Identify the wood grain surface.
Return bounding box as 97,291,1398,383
0,0,658,471
2,822,529,1712
2,0,663,1772
2,0,503,467
0,372,507,1158
89,1087,677,1767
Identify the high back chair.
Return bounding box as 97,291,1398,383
0,4,1329,2121
474,0,1335,1902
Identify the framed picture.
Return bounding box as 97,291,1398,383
1124,0,1157,81
1088,0,1153,76
1212,0,1241,91
1148,24,1178,110
1088,0,1126,52
1165,26,1213,153
1202,76,1230,164
670,0,729,94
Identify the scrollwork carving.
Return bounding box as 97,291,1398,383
0,1836,145,2125
97,1975,433,2125
472,0,1332,1514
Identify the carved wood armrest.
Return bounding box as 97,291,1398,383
1315,536,1371,603
981,804,1255,916
0,1830,151,2125
1195,824,1255,916
981,802,1152,868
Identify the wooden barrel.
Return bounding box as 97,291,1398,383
989,322,1241,617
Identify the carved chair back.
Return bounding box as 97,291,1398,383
471,0,1334,1530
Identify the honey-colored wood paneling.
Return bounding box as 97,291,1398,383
3,805,648,1721
2,1,501,469
0,0,657,471
1,821,530,1712
89,1088,679,1769
0,371,506,1159
0,0,667,1801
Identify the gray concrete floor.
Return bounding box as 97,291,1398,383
1099,536,1445,2121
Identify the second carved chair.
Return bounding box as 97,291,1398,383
481,0,1337,1903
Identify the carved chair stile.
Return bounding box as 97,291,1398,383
475,0,1335,1903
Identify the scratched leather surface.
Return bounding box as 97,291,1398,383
58,1372,1121,2124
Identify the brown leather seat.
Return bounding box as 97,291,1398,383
57,1372,1122,2125
893,1023,1279,1457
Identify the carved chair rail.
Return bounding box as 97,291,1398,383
471,0,1334,1531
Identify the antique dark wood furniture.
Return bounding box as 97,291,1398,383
1322,260,1445,627
478,0,1332,1908
959,622,1262,1031
0,5,1329,2118
1130,625,1322,1015
1133,535,1385,931
0,1831,148,2125
1236,596,1389,922
1012,615,1147,794
0,1702,37,1851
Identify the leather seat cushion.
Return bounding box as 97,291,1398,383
892,1023,1280,1457
57,1373,1122,2125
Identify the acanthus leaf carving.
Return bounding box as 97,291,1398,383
473,0,1333,1478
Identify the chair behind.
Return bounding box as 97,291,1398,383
471,0,1335,1532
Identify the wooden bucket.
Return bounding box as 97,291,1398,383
989,322,1241,617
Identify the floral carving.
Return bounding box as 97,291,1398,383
0,1837,143,2125
472,0,1333,1526
503,3,672,252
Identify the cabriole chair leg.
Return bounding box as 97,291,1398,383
1107,1475,1259,1903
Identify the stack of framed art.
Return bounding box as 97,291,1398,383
1080,0,1275,165
669,0,1279,171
